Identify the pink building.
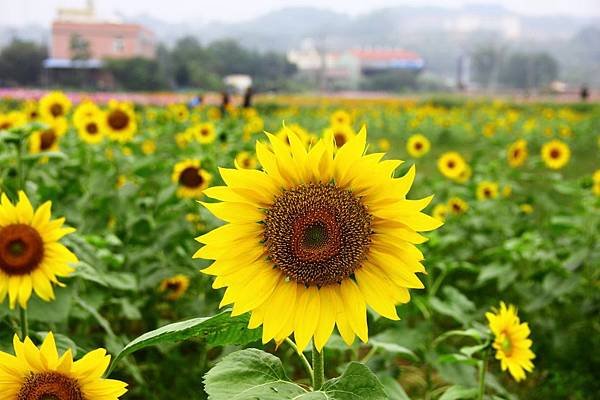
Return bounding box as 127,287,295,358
50,21,155,61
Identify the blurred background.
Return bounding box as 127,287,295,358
0,0,599,99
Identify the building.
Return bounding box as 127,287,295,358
43,0,155,88
287,41,425,90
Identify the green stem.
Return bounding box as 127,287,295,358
16,137,24,191
285,338,313,383
19,307,29,340
361,345,378,363
477,348,490,400
311,342,325,391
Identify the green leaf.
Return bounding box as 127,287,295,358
437,354,479,366
204,348,307,399
369,338,418,361
321,362,388,399
439,385,478,400
27,286,74,322
379,376,411,400
460,343,489,358
110,310,260,372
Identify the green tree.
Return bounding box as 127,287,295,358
470,44,504,89
104,57,168,90
499,52,559,89
0,39,47,85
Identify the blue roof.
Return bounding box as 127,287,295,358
43,58,103,69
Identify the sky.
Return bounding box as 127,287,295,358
1,0,599,27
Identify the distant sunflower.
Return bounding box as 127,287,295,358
324,124,356,148
104,101,137,142
159,274,190,301
0,111,26,131
76,114,105,144
507,139,528,167
29,118,68,154
190,122,216,144
406,134,431,158
172,160,212,198
448,197,468,214
235,151,257,169
169,104,189,122
194,126,442,351
378,138,391,152
39,91,71,121
73,100,100,127
0,332,127,399
432,204,448,222
476,181,499,201
277,124,311,146
519,204,534,214
142,139,157,155
0,192,77,309
23,100,40,121
486,302,535,382
438,152,466,179
593,170,600,196
541,140,570,170
330,110,351,126
454,163,472,184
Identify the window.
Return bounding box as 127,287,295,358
113,36,124,53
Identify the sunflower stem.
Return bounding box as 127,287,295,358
285,338,313,383
477,348,490,400
19,306,29,339
311,342,325,391
15,136,24,191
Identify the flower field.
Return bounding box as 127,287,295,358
0,93,598,400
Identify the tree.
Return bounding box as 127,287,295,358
499,52,558,89
0,39,47,85
104,57,168,90
470,44,504,89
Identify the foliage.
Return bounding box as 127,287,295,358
0,39,47,86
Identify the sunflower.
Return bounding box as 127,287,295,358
323,124,356,148
73,100,100,128
507,139,528,167
172,160,212,198
39,91,72,121
23,100,40,121
406,134,431,158
76,114,105,145
432,204,448,222
541,140,570,170
0,332,127,399
330,110,351,126
0,191,77,309
486,302,535,382
189,122,216,144
29,118,68,154
104,101,137,143
448,197,468,214
168,104,189,122
454,163,472,184
377,138,391,152
235,151,257,169
519,204,534,214
159,274,190,301
476,181,499,201
438,152,466,179
276,124,311,146
141,139,157,155
194,127,441,351
0,111,27,131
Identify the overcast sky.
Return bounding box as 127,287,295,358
1,0,599,27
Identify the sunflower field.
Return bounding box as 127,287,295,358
0,92,598,400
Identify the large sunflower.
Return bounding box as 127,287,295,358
0,192,77,309
486,302,535,382
194,127,441,351
172,160,212,198
541,139,570,170
0,332,127,399
103,101,137,143
39,91,72,121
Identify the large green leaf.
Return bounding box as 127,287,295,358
321,362,388,400
205,350,388,400
204,348,308,399
109,310,260,373
439,385,478,400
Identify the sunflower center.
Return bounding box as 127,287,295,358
513,148,521,158
18,372,83,400
264,183,372,287
40,130,57,151
49,104,64,118
334,133,346,147
0,122,11,129
414,141,423,150
179,167,203,188
85,122,98,134
550,148,560,159
167,281,181,291
499,332,513,356
447,160,456,169
108,110,130,131
200,128,209,137
483,188,492,198
0,224,44,275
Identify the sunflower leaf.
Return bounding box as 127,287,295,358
108,310,260,375
321,362,388,399
204,348,308,399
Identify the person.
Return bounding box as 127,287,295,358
188,93,203,108
220,91,230,115
243,86,254,108
580,85,589,102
